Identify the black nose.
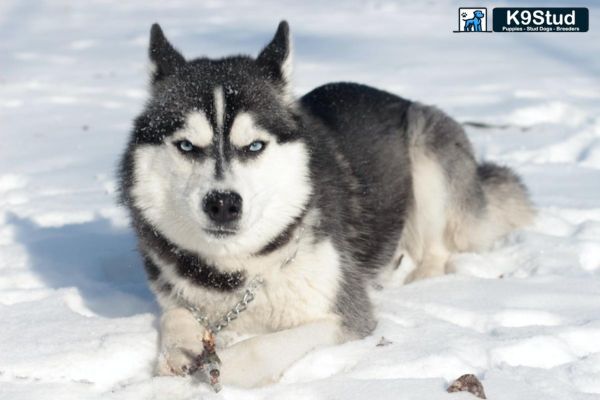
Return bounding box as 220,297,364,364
202,191,243,224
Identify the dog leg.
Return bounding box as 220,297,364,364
405,245,450,282
156,307,205,376
404,149,451,283
219,319,343,387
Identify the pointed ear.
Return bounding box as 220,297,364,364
256,21,293,97
149,23,185,84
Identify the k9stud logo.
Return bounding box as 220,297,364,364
454,7,589,33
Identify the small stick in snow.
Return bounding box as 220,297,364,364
376,336,393,347
187,330,222,392
447,374,486,399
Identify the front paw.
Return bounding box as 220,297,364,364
156,345,203,376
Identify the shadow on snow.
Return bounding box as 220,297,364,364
8,213,158,318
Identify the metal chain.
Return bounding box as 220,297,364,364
186,275,264,333
183,225,304,335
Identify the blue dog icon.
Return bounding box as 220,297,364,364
463,10,485,31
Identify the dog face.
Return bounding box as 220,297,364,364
128,22,312,258
473,10,484,18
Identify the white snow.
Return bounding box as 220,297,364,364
1,1,599,399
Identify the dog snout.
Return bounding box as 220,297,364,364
202,191,243,224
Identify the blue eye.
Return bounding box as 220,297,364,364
178,140,193,152
247,141,265,152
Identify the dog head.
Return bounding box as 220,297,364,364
473,10,485,19
125,22,312,258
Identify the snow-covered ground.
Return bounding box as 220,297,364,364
1,1,599,399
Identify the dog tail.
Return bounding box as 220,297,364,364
474,162,535,247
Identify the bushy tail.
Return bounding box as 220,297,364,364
474,162,535,247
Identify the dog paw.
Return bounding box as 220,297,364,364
156,345,203,376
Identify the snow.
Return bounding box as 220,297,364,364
1,0,599,399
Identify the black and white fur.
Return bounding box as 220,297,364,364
119,21,534,387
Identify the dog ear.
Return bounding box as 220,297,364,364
256,21,293,99
149,23,186,84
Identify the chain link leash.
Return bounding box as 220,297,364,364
186,275,263,333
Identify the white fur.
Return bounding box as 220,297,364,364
218,318,342,387
172,111,213,148
130,143,213,238
280,37,294,104
229,112,271,147
147,61,158,79
213,86,225,162
401,149,451,282
213,86,225,132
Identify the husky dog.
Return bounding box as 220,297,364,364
119,21,534,387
